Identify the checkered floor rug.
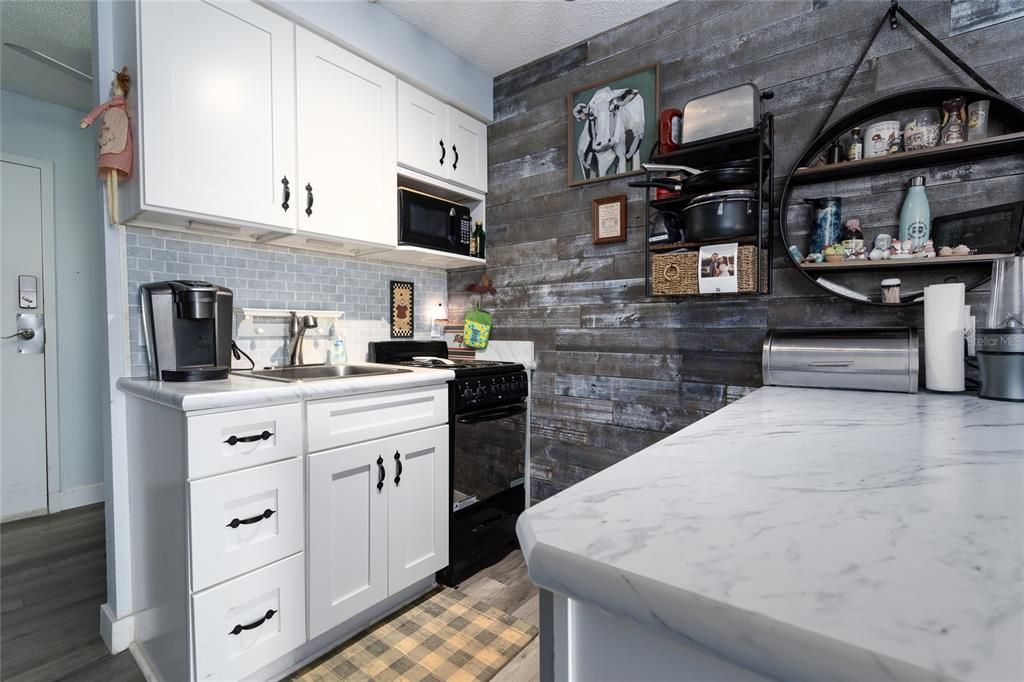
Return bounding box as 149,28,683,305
290,588,539,682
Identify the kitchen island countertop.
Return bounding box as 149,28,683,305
117,364,455,412
518,386,1023,682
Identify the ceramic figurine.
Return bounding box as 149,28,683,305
806,252,824,263
938,246,955,257
824,244,846,264
869,248,885,261
874,233,893,251
81,66,133,225
853,246,868,259
920,240,936,258
953,244,972,256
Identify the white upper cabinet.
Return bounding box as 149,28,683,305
447,108,488,192
397,82,449,178
397,81,488,193
137,0,296,230
296,28,397,247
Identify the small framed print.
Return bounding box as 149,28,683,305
592,195,627,244
390,281,414,338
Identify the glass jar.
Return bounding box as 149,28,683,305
902,108,940,151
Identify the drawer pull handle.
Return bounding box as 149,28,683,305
394,451,402,486
376,455,385,492
227,508,275,529
229,609,277,636
224,430,273,446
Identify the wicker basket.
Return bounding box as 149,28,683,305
651,245,766,295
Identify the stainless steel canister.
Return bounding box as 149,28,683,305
762,328,919,394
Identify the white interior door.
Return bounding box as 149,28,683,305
1,157,53,520
296,28,396,247
139,0,296,230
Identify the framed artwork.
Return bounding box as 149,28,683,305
390,281,414,338
592,195,627,244
568,64,660,187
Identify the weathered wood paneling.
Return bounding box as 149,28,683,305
449,1,1024,502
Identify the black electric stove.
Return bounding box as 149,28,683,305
368,340,528,586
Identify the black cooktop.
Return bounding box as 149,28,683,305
368,341,524,378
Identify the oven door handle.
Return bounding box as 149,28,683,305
456,404,526,424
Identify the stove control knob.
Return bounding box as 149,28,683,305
462,388,473,400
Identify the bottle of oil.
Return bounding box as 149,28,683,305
473,222,486,259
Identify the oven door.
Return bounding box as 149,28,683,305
451,403,526,510
398,188,471,255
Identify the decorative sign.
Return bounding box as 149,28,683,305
390,281,414,338
698,243,739,294
592,195,627,244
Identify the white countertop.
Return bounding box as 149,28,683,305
517,387,1024,682
117,364,454,412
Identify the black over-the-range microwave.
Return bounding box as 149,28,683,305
398,187,473,256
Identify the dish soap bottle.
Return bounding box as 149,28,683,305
899,176,930,251
327,327,348,365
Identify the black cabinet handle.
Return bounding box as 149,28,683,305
229,609,277,636
226,508,275,529
376,455,385,492
452,145,459,171
224,430,272,446
305,183,314,217
281,176,290,211
394,451,403,486
439,140,446,166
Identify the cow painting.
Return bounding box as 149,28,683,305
573,87,646,180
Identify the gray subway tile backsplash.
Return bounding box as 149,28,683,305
126,226,448,377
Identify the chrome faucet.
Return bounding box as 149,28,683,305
287,312,318,365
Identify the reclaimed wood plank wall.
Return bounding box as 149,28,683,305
448,0,1024,502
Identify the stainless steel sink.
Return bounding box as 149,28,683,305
237,364,411,383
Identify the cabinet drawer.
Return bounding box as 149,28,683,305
189,459,303,591
187,403,302,479
306,387,447,453
192,553,305,681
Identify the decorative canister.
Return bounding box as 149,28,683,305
903,108,941,151
805,197,843,255
864,120,900,157
941,96,967,145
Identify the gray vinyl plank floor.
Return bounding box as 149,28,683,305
0,503,144,682
0,504,539,681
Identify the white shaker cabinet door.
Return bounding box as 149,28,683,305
138,0,296,230
387,425,449,595
307,439,389,638
447,108,488,192
296,28,397,247
396,81,449,180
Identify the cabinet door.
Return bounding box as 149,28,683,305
447,108,488,192
296,28,396,246
387,425,449,595
139,0,296,230
307,440,388,638
396,81,449,180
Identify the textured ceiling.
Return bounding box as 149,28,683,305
377,0,673,77
1,0,93,111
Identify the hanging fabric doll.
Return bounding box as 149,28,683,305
81,66,133,224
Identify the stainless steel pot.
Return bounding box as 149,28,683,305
762,328,919,394
681,190,757,242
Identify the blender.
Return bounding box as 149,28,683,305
976,256,1024,401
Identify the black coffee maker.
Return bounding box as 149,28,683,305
140,280,233,381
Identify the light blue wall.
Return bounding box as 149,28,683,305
271,0,493,121
1,89,106,494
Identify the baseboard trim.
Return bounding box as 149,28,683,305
60,482,106,510
130,642,160,682
100,602,134,654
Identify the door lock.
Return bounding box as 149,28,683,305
1,329,34,341
4,313,44,354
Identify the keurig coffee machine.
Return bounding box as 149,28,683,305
140,280,233,381
977,256,1024,402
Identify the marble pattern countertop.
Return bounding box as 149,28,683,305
475,340,536,369
517,387,1023,682
117,364,455,412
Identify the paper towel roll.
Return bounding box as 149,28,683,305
924,283,965,391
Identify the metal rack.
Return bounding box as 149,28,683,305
642,113,775,297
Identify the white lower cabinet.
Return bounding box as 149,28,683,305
308,425,449,638
192,553,306,681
